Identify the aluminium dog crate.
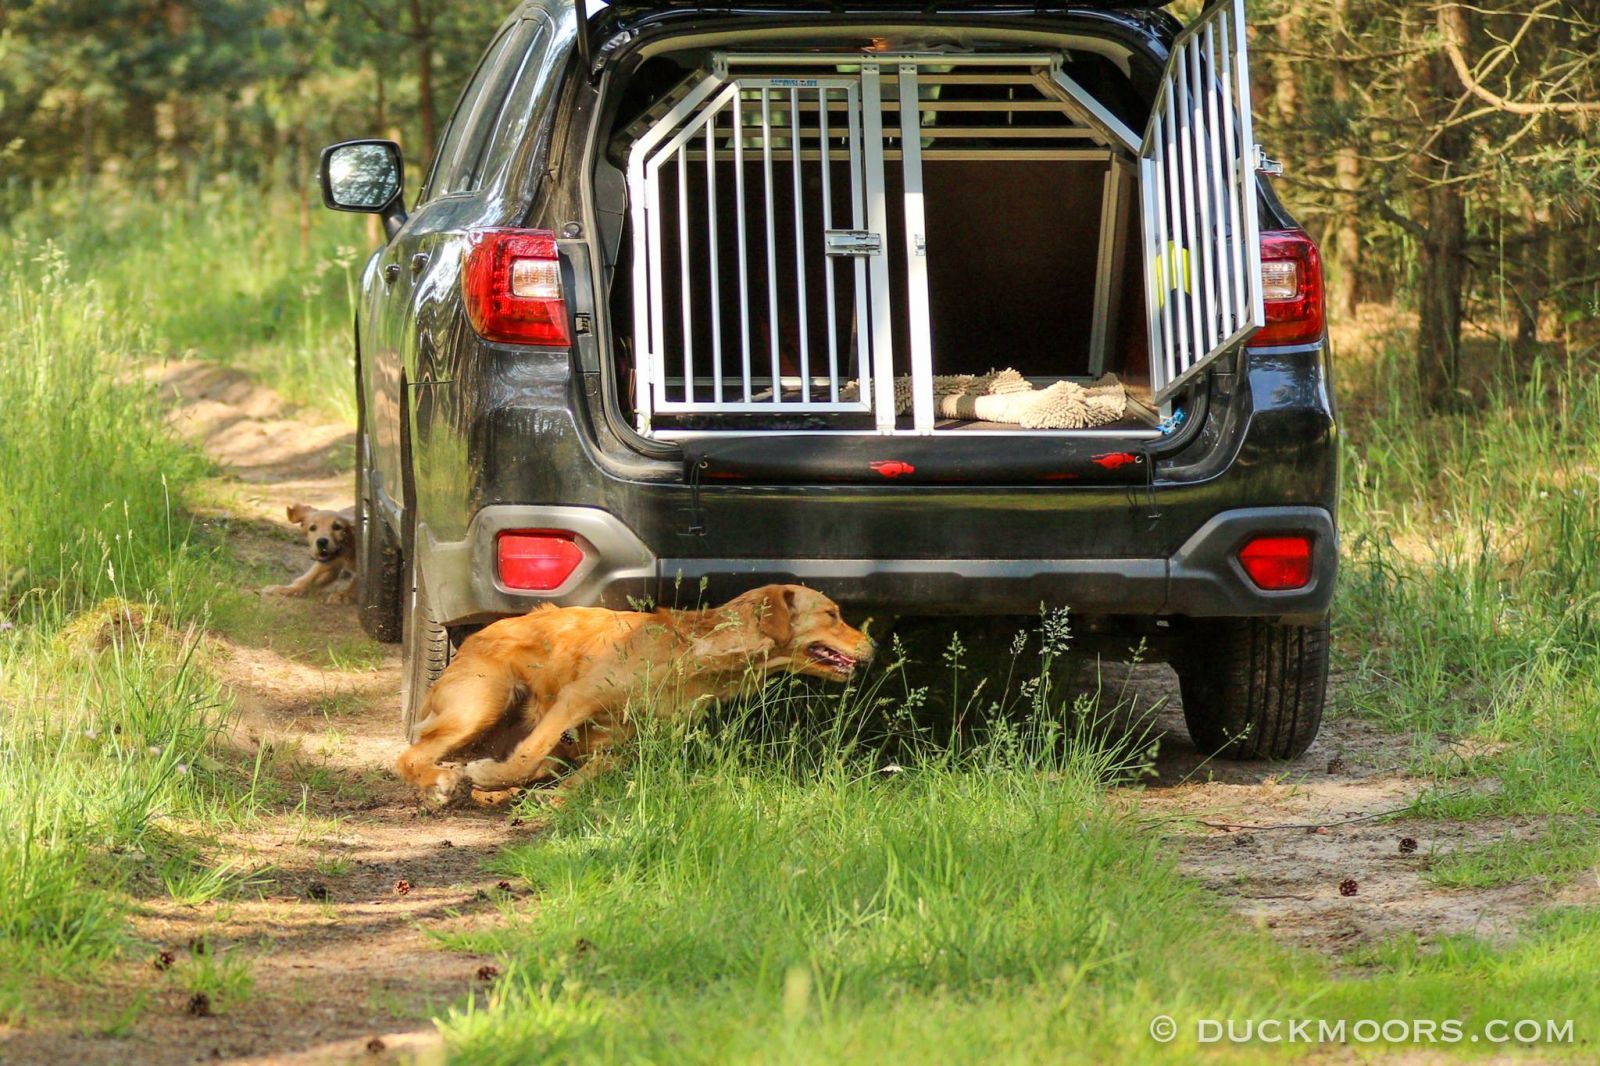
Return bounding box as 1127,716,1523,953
624,0,1266,438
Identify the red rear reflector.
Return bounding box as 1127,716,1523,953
1238,535,1314,591
1254,230,1325,347
497,531,584,591
463,229,571,346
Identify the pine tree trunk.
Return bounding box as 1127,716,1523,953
369,69,390,247
1417,178,1465,401
79,94,95,209
1330,0,1360,319
411,0,436,168
1413,10,1469,406
375,66,387,133
1273,12,1299,127
1515,197,1547,355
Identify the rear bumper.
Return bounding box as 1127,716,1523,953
408,338,1339,628
420,503,1336,626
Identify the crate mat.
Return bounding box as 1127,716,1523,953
841,369,1128,430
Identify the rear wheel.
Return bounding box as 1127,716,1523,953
1174,618,1330,761
354,352,404,643
355,451,404,645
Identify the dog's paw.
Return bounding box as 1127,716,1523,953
422,769,470,810
261,585,293,598
464,758,509,790
322,583,357,605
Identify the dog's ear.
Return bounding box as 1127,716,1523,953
286,504,311,527
756,586,797,646
689,586,792,666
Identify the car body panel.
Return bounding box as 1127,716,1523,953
342,0,1340,634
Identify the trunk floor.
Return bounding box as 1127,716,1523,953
922,415,1157,434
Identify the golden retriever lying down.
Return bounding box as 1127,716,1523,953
262,504,357,602
396,585,873,807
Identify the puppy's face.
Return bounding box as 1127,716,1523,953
737,585,875,682
287,504,353,564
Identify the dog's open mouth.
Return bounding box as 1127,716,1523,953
807,643,859,675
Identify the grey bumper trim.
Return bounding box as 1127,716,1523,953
422,504,1335,624
419,505,656,625
1166,506,1337,622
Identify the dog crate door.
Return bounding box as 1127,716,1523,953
628,73,885,434
1139,0,1266,402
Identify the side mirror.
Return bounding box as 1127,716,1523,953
320,139,408,239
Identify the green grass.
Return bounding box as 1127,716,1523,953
1428,820,1600,890
1338,341,1600,851
434,658,1600,1062
432,331,1600,1059
172,939,257,1015
437,665,1319,1063
0,215,262,1020
208,587,386,670
1336,906,1600,1030
2,179,363,420
4,177,1600,1056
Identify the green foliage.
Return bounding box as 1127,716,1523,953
1337,338,1600,907
2,183,360,420
1250,0,1600,336
0,216,251,1021
439,664,1600,1062
0,236,209,615
1,0,512,189
439,676,1321,1063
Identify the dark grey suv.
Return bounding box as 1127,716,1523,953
320,0,1337,760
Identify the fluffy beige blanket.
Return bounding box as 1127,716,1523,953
852,369,1128,430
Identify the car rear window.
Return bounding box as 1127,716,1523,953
474,15,560,191
425,20,534,199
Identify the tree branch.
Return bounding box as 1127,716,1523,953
1438,2,1600,115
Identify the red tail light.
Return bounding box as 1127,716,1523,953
497,531,584,591
463,229,571,346
1238,535,1314,591
1254,230,1325,347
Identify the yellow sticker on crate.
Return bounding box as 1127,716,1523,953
1156,242,1192,307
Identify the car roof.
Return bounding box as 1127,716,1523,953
600,0,1170,12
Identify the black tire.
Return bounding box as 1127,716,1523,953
399,555,452,744
355,453,405,646
354,350,404,643
1174,617,1330,761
